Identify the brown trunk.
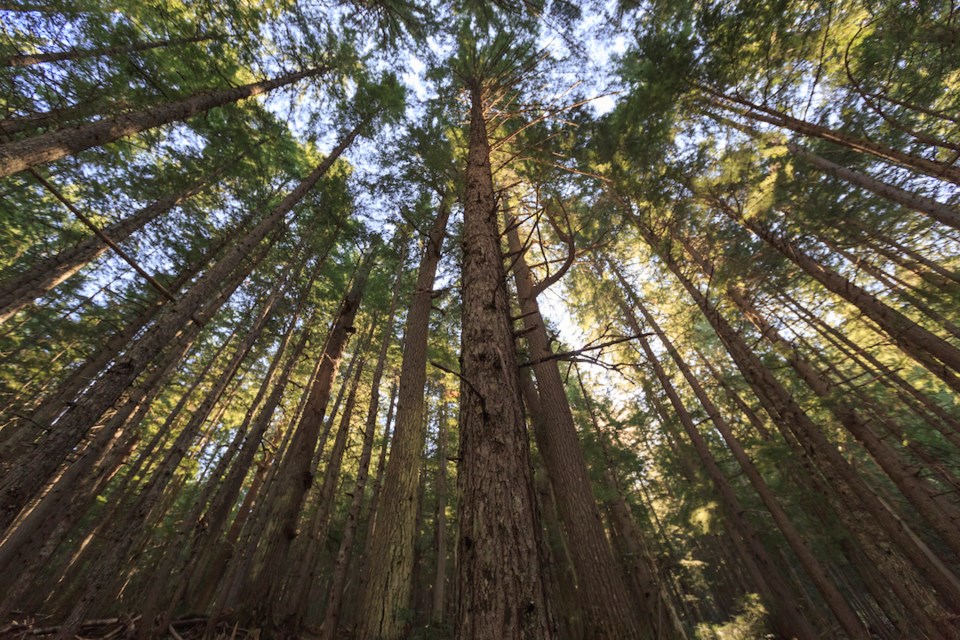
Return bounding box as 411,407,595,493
574,368,687,640
50,285,280,639
321,259,403,639
0,65,330,177
726,285,960,559
611,267,818,640
704,88,960,184
356,202,451,639
252,243,377,625
788,143,960,230
454,83,552,639
430,387,448,626
2,34,213,67
636,219,960,628
729,207,960,391
506,219,647,639
0,169,215,324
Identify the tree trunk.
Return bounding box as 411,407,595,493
616,270,869,638
704,88,960,184
0,118,366,528
788,142,960,230
610,266,819,640
430,387,448,626
454,83,552,639
2,34,213,67
356,201,451,640
635,218,960,628
251,242,378,626
506,218,648,639
321,256,403,640
0,169,215,324
727,206,960,392
0,65,330,178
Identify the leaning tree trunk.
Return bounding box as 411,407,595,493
248,242,378,626
2,34,213,67
635,218,960,629
703,87,960,185
616,269,870,638
506,218,648,639
454,82,552,639
321,256,403,640
724,203,960,392
356,202,451,640
0,65,329,177
0,167,217,324
611,267,819,640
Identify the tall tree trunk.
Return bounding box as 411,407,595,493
724,203,960,392
505,218,647,639
635,218,960,628
47,283,280,640
250,242,378,626
787,142,960,230
573,367,685,640
356,201,451,640
703,88,960,184
321,256,403,639
609,266,819,639
430,388,448,626
0,168,216,324
0,65,331,177
2,34,213,67
725,284,960,558
454,82,552,639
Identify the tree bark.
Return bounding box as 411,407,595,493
2,34,213,67
454,83,552,639
506,218,648,639
0,118,366,528
322,256,403,640
356,202,451,640
0,169,215,324
0,65,329,177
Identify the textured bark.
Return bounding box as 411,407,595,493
454,84,552,639
0,65,328,177
322,263,402,640
0,223,226,465
506,220,647,639
356,203,451,640
2,34,212,67
616,273,819,640
727,285,960,559
56,288,277,640
0,119,364,529
788,143,960,230
251,243,377,625
0,233,269,577
0,169,214,324
429,391,448,626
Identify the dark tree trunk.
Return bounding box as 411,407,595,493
356,203,451,640
0,65,330,177
454,83,552,639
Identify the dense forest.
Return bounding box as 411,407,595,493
0,0,958,638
